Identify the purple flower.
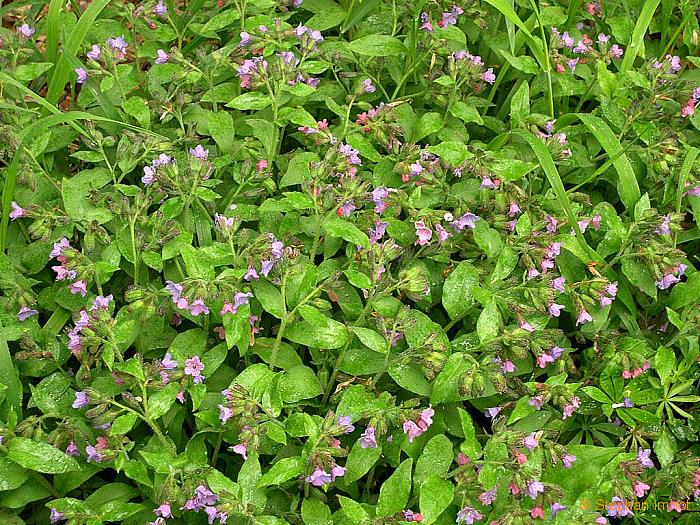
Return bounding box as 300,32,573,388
482,68,496,84
527,267,540,280
561,32,574,48
456,506,482,524
576,309,593,325
369,220,388,244
218,405,233,423
548,303,565,317
73,391,89,409
562,454,576,468
403,420,424,442
372,187,389,214
338,416,355,434
362,78,376,93
142,165,156,185
485,407,501,419
551,276,566,293
502,360,515,373
414,220,432,246
508,201,521,217
607,496,633,517
519,319,535,332
240,31,251,46
550,503,567,518
480,176,499,189
86,445,104,463
189,298,209,316
87,44,101,60
451,212,480,231
526,480,544,499
360,426,377,448
161,352,177,370
479,486,497,505
154,0,167,16
656,272,680,290
17,306,38,321
440,6,463,28
165,281,183,303
656,214,672,235
528,396,544,410
435,223,451,242
189,144,209,160
544,215,558,233
16,24,35,38
70,281,88,297
91,294,113,312
610,45,624,58
184,356,205,383
232,443,247,459
597,33,610,44
331,465,346,480
244,266,259,281
107,36,129,56
261,259,275,276
50,509,64,523
270,237,284,259
155,49,169,64
338,143,361,165
64,441,80,457
306,467,333,486
9,201,25,220
523,432,539,449
75,68,88,84
50,237,70,259
637,448,654,468
338,201,356,217
182,485,219,511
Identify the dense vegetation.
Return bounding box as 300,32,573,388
0,1,699,524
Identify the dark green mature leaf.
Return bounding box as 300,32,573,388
419,475,454,525
7,438,80,474
348,35,407,56
442,261,479,319
376,458,413,516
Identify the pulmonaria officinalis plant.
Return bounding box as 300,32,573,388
1,0,700,524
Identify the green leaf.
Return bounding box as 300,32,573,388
122,97,150,129
578,114,640,211
621,258,657,299
323,215,370,248
345,442,383,483
431,353,468,404
619,0,661,72
654,430,675,468
376,458,413,516
351,327,388,354
668,272,700,309
510,82,530,125
654,346,675,386
348,35,407,56
110,412,139,435
414,112,444,141
458,408,482,458
239,454,267,510
414,435,453,485
280,152,318,187
338,496,369,524
301,499,333,525
258,457,305,486
13,63,53,82
442,261,479,319
279,365,323,402
500,50,539,74
228,92,272,110
62,168,113,224
251,280,285,319
199,8,240,33
0,456,29,491
146,382,180,420
208,111,236,154
450,101,484,125
419,475,454,525
473,220,502,258
7,437,80,474
428,141,471,165
476,301,501,343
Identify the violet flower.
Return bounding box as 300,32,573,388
359,426,377,448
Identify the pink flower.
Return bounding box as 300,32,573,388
523,432,539,449
562,454,576,468
257,159,268,172
403,420,423,442
70,280,88,296
189,299,209,316
551,276,566,293
359,426,377,448
576,309,593,325
155,49,169,64
9,202,25,220
417,406,434,431
632,480,650,498
482,68,496,84
548,303,565,317
232,443,247,460
537,353,555,368
414,220,432,245
519,320,535,332
17,306,38,321
530,507,544,519
184,356,205,383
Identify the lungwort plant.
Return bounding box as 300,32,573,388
0,0,699,524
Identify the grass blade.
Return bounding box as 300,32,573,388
483,0,546,66
45,0,111,106
46,0,63,81
620,0,661,72
0,317,23,420
514,129,603,264
577,114,641,212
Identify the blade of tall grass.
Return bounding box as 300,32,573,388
578,114,641,212
619,0,661,72
46,0,64,82
45,0,111,106
675,147,699,248
514,129,603,264
0,317,22,420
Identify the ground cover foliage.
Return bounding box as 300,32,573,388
0,0,699,524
